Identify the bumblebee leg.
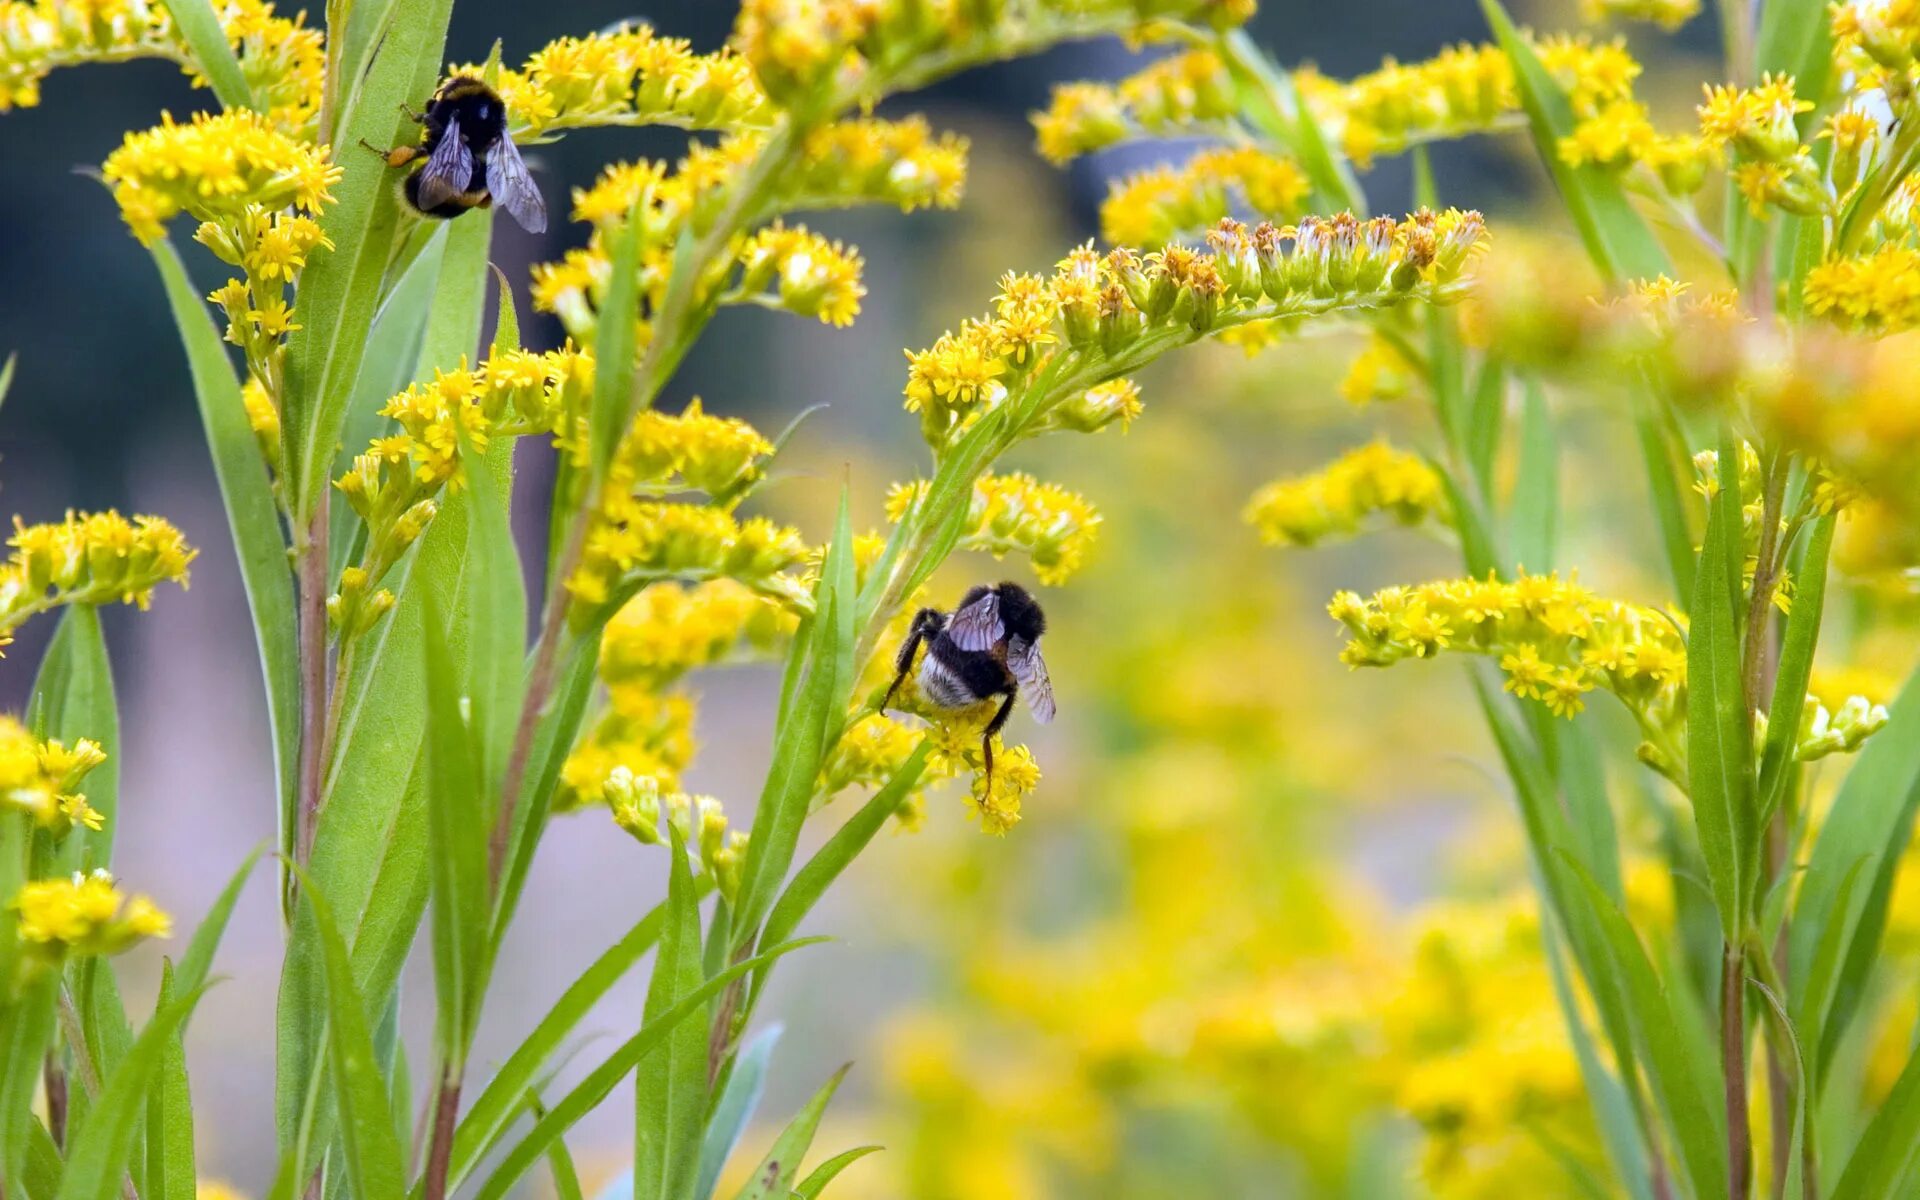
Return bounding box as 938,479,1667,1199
979,692,1016,790
399,100,426,123
882,608,941,712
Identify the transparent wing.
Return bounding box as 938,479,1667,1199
486,134,547,233
415,114,473,211
946,591,1003,652
1007,636,1054,723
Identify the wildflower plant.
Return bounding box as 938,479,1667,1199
0,0,1491,1196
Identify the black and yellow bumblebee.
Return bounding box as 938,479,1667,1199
369,75,547,233
883,582,1055,782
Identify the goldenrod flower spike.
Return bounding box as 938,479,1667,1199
1579,0,1699,30
1099,146,1310,247
887,474,1103,585
1033,48,1238,165
100,109,340,242
12,869,171,967
0,715,107,833
1245,441,1447,548
0,510,195,647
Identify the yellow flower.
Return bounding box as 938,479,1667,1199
1099,147,1309,247
100,109,341,241
1245,441,1447,547
599,578,794,690
1805,245,1920,331
1557,99,1655,169
794,116,969,212
0,716,107,832
1697,73,1812,161
1032,49,1236,165
13,869,171,961
559,691,697,810
888,473,1102,585
1580,0,1699,29
737,223,866,326
0,510,195,642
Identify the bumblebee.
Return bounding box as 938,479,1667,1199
370,76,546,233
883,582,1055,782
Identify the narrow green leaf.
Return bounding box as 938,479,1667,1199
761,743,931,955
489,265,522,355
283,0,458,517
287,864,406,1200
1219,28,1364,213
544,1128,587,1200
28,606,118,868
591,202,644,484
821,491,857,754
793,1147,882,1200
1481,0,1671,282
1509,378,1559,574
1831,1036,1920,1199
331,0,407,144
423,587,491,1062
447,894,688,1192
151,240,299,832
1637,412,1695,607
155,0,253,110
54,981,208,1200
634,831,708,1200
732,1065,850,1200
1543,922,1655,1200
1758,514,1835,823
472,940,824,1200
1750,978,1812,1200
1687,479,1757,940
1555,856,1729,1200
1790,662,1920,1073
1465,357,1506,492
0,977,58,1188
22,1118,61,1200
0,353,16,417
1438,468,1498,579
454,425,526,793
144,964,195,1200
175,846,264,1000
695,1024,782,1200
1757,0,1834,118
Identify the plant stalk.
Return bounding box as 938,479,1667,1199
42,1055,66,1148
421,1067,462,1200
1725,941,1753,1200
295,501,330,879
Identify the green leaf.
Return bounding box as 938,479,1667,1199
423,587,492,1063
175,845,266,1000
760,743,931,956
1686,473,1758,940
731,1065,850,1200
793,1147,882,1199
0,976,58,1188
155,0,253,110
282,0,458,518
331,0,408,145
1637,412,1695,607
543,1125,587,1200
1555,856,1729,1200
695,1024,782,1200
1481,0,1671,283
22,1118,61,1200
1543,922,1655,1200
454,424,526,793
446,894,687,1192
1831,1041,1920,1199
1758,514,1835,824
635,831,708,1200
471,939,824,1200
730,497,854,941
1219,28,1363,213
489,265,522,355
1757,0,1834,118
1437,467,1498,580
1750,978,1812,1200
1790,662,1920,1074
1509,378,1558,574
1465,357,1506,493
0,352,16,417
591,202,644,485
151,240,300,836
287,864,407,1200
54,980,208,1200
27,605,118,869
144,963,195,1200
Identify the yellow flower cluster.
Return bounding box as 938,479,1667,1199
100,108,340,242
1339,334,1416,403
1328,572,1688,761
793,116,968,213
1698,74,1825,217
603,769,750,899
888,473,1102,586
559,691,695,809
1833,0,1920,71
1032,48,1237,165
903,210,1490,450
333,348,592,633
12,869,170,963
1099,146,1311,247
0,715,105,833
819,712,943,805
598,578,794,691
1245,440,1446,547
736,223,867,327
200,209,333,400
1580,0,1699,29
468,24,768,138
732,0,1253,111
1805,245,1920,332
0,0,319,127
0,510,195,649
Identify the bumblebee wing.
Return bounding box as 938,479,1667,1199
486,134,547,233
1007,636,1055,724
415,114,473,211
946,591,1003,652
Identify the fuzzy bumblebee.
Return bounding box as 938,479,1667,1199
369,75,547,233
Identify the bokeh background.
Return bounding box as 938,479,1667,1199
0,1,1745,1195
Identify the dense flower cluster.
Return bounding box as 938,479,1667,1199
1245,441,1446,547
0,510,195,650
604,769,751,901
902,211,1489,450
597,578,794,690
0,715,105,833
1804,245,1920,332
0,0,321,127
887,473,1103,585
1697,73,1824,217
1032,48,1238,165
100,109,340,242
1580,0,1698,28
1099,146,1310,247
465,24,769,138
559,692,696,810
11,869,170,966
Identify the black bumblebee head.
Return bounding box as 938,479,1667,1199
988,581,1046,643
